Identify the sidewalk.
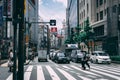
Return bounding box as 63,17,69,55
0,59,8,65
0,59,30,67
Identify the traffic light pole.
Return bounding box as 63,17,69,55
17,0,24,80
12,0,18,79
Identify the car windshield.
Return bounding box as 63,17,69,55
98,53,108,56
58,53,65,57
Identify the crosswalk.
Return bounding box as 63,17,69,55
6,64,120,80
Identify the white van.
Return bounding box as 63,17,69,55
38,50,47,62
90,51,111,64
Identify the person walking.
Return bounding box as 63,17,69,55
8,49,14,72
81,51,90,70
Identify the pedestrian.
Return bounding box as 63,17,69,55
9,49,13,61
8,49,14,72
81,51,90,70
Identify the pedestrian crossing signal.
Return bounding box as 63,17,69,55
50,19,56,26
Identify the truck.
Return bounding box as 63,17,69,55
38,49,47,62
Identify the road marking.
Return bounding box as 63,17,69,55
91,69,120,80
24,66,33,80
92,66,120,76
46,66,60,80
62,65,73,70
6,74,12,80
37,66,45,80
70,65,102,77
57,68,77,80
93,65,120,73
78,75,92,80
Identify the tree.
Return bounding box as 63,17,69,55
79,18,94,53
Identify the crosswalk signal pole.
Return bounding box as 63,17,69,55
17,0,25,80
12,0,18,80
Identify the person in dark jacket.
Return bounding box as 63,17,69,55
81,51,90,70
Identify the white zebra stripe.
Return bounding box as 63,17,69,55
24,66,33,80
70,65,102,77
6,74,12,80
91,66,120,76
46,66,60,80
57,68,77,80
37,66,45,80
92,65,120,73
91,69,120,80
62,65,73,70
78,75,92,80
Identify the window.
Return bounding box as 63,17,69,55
96,0,99,7
100,0,103,6
87,3,89,14
84,10,85,17
112,5,117,13
104,9,106,15
100,11,103,20
97,13,99,21
94,25,104,36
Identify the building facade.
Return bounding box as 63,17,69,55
90,0,120,55
67,0,120,55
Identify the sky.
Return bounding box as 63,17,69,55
38,0,67,31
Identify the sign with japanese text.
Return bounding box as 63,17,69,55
51,27,57,32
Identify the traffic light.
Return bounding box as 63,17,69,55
50,19,56,26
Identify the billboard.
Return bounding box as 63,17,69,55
51,27,57,32
0,6,3,27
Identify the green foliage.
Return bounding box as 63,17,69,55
64,38,71,44
110,56,120,61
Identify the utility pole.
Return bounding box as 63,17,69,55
12,0,18,79
77,0,79,29
47,25,50,55
17,0,24,80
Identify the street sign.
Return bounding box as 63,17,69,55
50,19,56,26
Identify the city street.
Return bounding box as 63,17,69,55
0,57,120,80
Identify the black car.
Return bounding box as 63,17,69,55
54,52,70,63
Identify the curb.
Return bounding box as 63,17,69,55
112,61,120,64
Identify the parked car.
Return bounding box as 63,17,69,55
90,51,111,64
49,49,55,59
54,52,70,63
51,50,60,61
71,49,84,63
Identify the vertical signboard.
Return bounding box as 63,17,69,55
51,27,57,32
7,0,11,16
0,6,2,27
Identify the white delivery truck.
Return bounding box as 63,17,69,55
38,50,47,62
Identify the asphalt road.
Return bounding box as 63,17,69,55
0,57,120,80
